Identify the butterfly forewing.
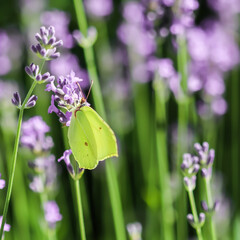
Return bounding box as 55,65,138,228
80,106,118,162
68,108,98,169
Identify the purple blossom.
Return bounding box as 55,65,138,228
58,149,84,179
85,0,113,18
31,26,63,61
44,201,62,228
29,155,57,193
0,174,5,189
0,216,10,232
21,116,53,153
126,222,142,240
46,71,89,126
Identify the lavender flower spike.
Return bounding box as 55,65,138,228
11,92,21,108
31,26,63,61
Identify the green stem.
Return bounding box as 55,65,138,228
74,179,86,240
188,190,204,240
203,178,217,240
72,1,126,240
0,79,37,239
154,81,174,240
176,35,189,240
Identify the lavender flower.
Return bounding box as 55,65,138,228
21,116,53,153
46,71,89,126
58,149,84,180
0,174,5,189
44,201,62,228
85,0,113,18
0,217,10,233
126,222,142,240
31,26,63,61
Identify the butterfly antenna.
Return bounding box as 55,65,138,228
86,80,93,100
76,82,85,99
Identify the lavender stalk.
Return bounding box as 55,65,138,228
72,1,127,240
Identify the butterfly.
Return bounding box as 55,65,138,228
68,82,118,169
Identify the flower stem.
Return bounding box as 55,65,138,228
74,179,86,240
72,1,127,240
154,80,174,240
176,35,189,240
188,190,204,240
203,178,217,240
0,79,38,239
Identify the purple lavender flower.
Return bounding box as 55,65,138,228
58,149,84,179
0,174,5,189
44,201,62,228
31,26,63,61
126,222,142,240
85,0,113,18
0,217,10,233
0,30,11,76
46,71,89,126
21,116,53,153
41,11,74,49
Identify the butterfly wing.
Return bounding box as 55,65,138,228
68,106,118,170
68,107,98,169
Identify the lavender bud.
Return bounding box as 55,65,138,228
35,33,42,42
48,26,55,37
25,66,33,77
201,201,208,212
207,149,215,165
213,200,220,212
11,92,21,107
201,167,212,178
187,214,194,225
36,43,42,52
25,95,38,109
194,142,202,152
36,75,42,81
202,142,209,152
42,72,50,80
199,213,205,224
192,156,199,164
40,26,46,37
31,45,37,53
40,49,47,57
47,37,55,46
42,35,48,45
52,40,63,48
50,52,60,59
183,176,196,191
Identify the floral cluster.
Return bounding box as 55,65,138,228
46,71,88,126
20,116,61,228
31,26,63,61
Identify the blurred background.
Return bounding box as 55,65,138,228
0,0,239,239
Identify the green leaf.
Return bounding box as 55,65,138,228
68,106,118,169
